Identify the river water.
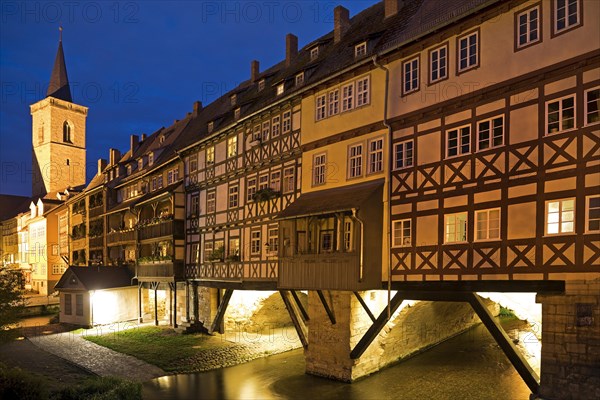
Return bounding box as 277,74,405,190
142,319,532,400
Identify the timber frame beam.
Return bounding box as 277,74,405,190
353,292,376,323
317,290,336,325
209,288,233,334
280,290,309,348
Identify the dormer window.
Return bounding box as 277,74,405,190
355,42,367,58
127,165,132,176
230,94,237,106
258,79,265,92
148,152,154,166
276,83,284,96
208,121,214,133
138,158,143,170
159,135,165,145
295,73,304,86
234,108,241,120
310,46,319,60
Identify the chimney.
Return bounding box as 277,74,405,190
334,6,350,43
97,158,107,175
193,101,202,116
251,60,260,83
141,133,147,141
109,148,121,166
286,34,298,67
130,134,139,154
385,0,404,19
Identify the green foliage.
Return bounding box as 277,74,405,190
51,377,141,400
252,188,280,202
499,306,516,317
0,363,48,400
0,270,25,331
207,246,225,262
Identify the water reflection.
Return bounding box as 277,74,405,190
143,321,532,400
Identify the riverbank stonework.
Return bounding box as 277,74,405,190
537,278,600,400
305,291,499,382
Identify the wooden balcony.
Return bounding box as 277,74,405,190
278,252,369,291
136,260,184,282
89,206,103,218
138,220,183,241
106,229,136,245
185,260,278,282
89,236,103,249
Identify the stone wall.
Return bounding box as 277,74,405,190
537,279,600,400
305,290,499,382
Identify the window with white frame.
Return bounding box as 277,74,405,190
272,116,281,137
283,167,295,193
516,6,540,48
458,31,479,73
282,111,292,133
127,165,132,176
348,144,363,178
554,0,580,34
270,171,281,192
429,44,448,83
227,136,237,157
167,170,174,185
393,219,412,247
208,121,214,133
151,177,157,191
546,95,575,134
190,194,199,216
267,227,278,253
310,46,319,60
52,264,65,275
138,159,143,170
228,238,240,258
228,185,239,208
355,42,367,58
253,124,261,141
445,212,468,243
356,77,370,107
368,138,384,174
149,152,154,166
344,220,353,251
190,243,199,263
258,79,265,92
204,241,213,262
206,146,215,165
190,155,198,173
206,191,216,213
447,126,471,157
403,57,419,94
394,140,414,170
477,116,504,150
234,108,241,120
247,177,257,202
258,174,269,190
251,230,261,255
313,153,326,186
585,88,600,125
475,209,500,241
296,72,304,86
586,196,600,232
276,83,284,96
230,94,237,106
328,90,340,116
316,95,327,121
157,176,163,189
546,198,575,234
262,121,270,141
342,83,354,112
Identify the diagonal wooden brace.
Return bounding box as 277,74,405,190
209,288,233,334
317,290,336,325
280,290,309,348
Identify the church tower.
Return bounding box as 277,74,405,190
30,29,88,198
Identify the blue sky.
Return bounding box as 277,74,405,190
0,0,379,196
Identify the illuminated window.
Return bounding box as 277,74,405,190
457,31,479,73
475,209,500,241
516,6,540,48
546,95,575,134
148,152,154,166
277,83,284,96
228,238,240,259
546,199,575,235
206,146,215,165
227,136,237,158
429,44,448,83
393,219,412,247
394,140,413,170
402,57,419,94
445,212,468,243
313,153,326,186
447,126,471,157
477,116,504,150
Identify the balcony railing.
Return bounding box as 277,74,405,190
278,252,361,291
136,260,184,281
185,260,278,281
106,229,136,245
89,236,103,249
138,220,183,241
89,206,103,218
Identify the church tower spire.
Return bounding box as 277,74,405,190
46,27,72,102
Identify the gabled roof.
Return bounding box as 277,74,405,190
47,36,72,102
54,266,134,291
0,194,30,221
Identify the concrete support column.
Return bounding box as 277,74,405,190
536,278,600,400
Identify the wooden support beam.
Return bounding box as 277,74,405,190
280,290,308,348
173,283,178,328
209,288,233,334
291,290,309,322
153,283,158,326
137,282,143,323
466,293,540,395
317,290,336,325
353,292,376,323
385,280,565,294
350,291,404,360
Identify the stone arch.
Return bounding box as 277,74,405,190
63,120,73,143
